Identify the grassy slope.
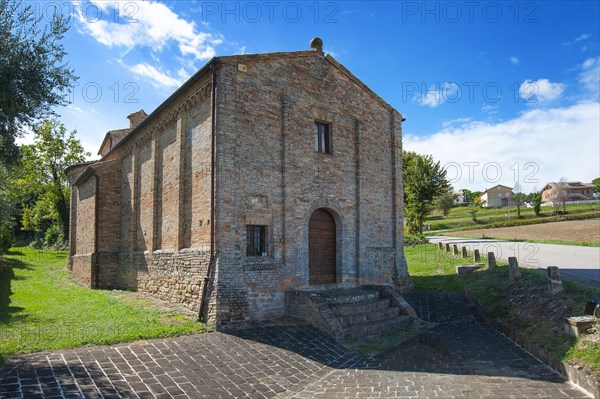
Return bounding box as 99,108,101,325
406,243,600,377
425,202,599,232
0,247,205,364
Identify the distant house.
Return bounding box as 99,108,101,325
480,185,514,207
540,181,596,204
452,190,465,205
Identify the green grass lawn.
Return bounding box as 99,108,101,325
406,243,600,377
0,247,205,365
425,202,600,232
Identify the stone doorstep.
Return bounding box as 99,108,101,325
456,264,485,275
564,315,598,337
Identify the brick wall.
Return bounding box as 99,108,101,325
68,49,408,326
210,51,406,326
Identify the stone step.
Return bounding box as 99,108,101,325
329,298,392,316
336,306,400,326
320,289,380,305
343,315,412,342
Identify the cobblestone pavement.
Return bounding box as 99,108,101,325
0,292,590,398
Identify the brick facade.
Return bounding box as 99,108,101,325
66,40,411,327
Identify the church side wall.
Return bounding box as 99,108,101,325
110,78,213,312
71,175,96,286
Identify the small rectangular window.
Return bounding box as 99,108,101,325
315,122,330,154
246,225,266,256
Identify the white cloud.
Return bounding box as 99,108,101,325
442,117,472,128
579,57,600,99
128,63,182,89
77,1,221,61
519,79,565,104
404,102,600,193
510,56,520,65
481,104,498,114
419,83,460,108
564,33,591,46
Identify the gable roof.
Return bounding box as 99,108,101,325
100,41,402,161
540,181,595,192
98,128,131,156
481,185,514,195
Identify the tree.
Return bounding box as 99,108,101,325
403,151,449,235
531,192,542,216
470,190,483,206
551,178,569,212
436,191,455,216
17,119,89,246
513,182,525,218
461,189,472,204
0,0,77,165
593,177,600,195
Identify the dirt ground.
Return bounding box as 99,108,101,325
452,218,600,244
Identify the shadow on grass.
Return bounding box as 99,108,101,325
0,257,28,325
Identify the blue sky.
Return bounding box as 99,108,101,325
20,1,600,193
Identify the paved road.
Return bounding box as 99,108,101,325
427,236,600,288
0,292,589,398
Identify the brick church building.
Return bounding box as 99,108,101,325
66,38,412,330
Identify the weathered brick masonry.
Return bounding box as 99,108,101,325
66,39,411,327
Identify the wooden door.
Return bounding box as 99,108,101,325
308,209,336,284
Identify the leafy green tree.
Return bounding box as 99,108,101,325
0,0,77,165
531,192,542,216
470,190,483,206
593,177,600,195
17,119,89,246
513,182,525,218
461,189,472,203
403,151,449,235
435,191,455,216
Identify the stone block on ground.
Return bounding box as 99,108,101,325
487,252,496,269
461,247,468,258
564,315,597,337
473,249,480,262
547,266,563,295
508,257,521,281
453,245,459,255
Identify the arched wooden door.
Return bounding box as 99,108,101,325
308,209,336,284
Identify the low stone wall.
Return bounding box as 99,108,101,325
284,290,344,340
137,249,210,313
70,253,95,287
69,249,210,313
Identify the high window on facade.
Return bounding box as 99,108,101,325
315,122,330,154
246,225,267,256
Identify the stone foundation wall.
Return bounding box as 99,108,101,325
71,253,95,287
137,249,210,312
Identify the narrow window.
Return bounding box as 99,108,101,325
246,225,266,256
315,122,330,154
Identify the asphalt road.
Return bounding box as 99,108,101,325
427,236,600,289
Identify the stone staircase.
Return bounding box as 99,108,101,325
285,286,416,342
